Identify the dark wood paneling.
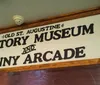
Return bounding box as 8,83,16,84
0,65,100,85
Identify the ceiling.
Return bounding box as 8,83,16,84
0,0,100,29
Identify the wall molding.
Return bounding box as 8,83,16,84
0,6,100,34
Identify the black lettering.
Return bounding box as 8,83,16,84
64,48,75,59
82,23,94,35
12,56,20,65
13,37,21,46
3,57,12,66
52,50,63,61
0,57,3,66
71,26,81,36
41,27,45,32
43,51,53,61
22,36,29,45
26,30,33,34
75,46,86,58
23,54,32,64
0,40,6,48
62,28,71,38
6,39,13,47
33,53,42,63
53,30,61,40
34,33,44,43
22,44,36,54
16,31,23,36
45,32,53,41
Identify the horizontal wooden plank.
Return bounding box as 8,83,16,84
0,6,100,34
0,58,100,72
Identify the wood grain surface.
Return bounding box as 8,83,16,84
0,64,100,85
0,58,100,72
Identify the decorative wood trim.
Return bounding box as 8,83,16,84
0,6,100,34
0,58,100,72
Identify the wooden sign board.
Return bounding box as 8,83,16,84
0,9,100,72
